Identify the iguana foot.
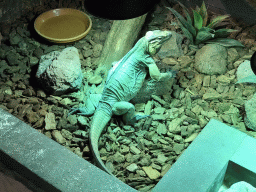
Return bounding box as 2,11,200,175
127,114,150,125
68,107,95,116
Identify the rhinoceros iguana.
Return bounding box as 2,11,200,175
69,30,177,175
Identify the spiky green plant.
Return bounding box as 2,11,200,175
166,1,244,48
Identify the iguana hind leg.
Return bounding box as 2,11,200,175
112,101,149,125
68,94,101,116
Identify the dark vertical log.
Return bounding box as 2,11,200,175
89,14,147,83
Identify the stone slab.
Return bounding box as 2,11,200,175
0,108,136,192
153,119,250,192
1,108,256,192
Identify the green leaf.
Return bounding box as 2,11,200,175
236,75,256,84
207,15,230,29
195,27,215,44
177,1,193,26
166,7,197,37
199,1,208,26
195,5,200,12
204,38,245,47
193,10,203,30
214,29,238,38
178,20,194,44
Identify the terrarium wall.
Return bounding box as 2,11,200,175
0,0,40,23
0,0,84,24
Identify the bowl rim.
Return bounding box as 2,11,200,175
34,8,92,43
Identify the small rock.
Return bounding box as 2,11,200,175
136,170,146,177
178,55,193,68
34,117,44,128
144,100,153,115
67,115,77,125
120,145,130,154
10,34,22,45
203,75,210,87
26,111,40,124
201,110,218,118
30,56,39,66
113,152,125,163
93,44,103,57
135,103,145,112
17,82,26,90
82,49,93,57
161,163,172,177
37,90,46,98
138,157,151,166
174,135,183,143
142,166,161,180
52,130,66,144
168,116,186,132
151,114,166,121
33,47,44,59
77,116,89,126
59,98,72,106
73,147,83,157
73,130,87,137
162,57,178,65
173,143,185,154
184,132,199,142
106,162,115,173
87,74,103,84
7,99,20,109
45,112,56,130
157,154,168,164
130,145,141,155
126,163,138,172
151,163,162,171
154,107,166,114
203,88,222,100
157,123,167,135
61,129,73,140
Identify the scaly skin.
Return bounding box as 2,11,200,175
84,30,173,175
89,106,113,175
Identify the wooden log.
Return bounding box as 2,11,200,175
88,13,148,84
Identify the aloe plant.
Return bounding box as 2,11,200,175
166,1,244,48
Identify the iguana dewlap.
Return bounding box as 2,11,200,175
70,30,175,176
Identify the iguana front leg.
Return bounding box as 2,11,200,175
112,101,149,125
148,62,171,81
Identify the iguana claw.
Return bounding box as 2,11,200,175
68,107,94,116
68,108,80,116
128,114,150,125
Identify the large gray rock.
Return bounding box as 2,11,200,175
244,93,256,131
157,31,184,58
195,44,228,75
36,47,83,95
236,60,255,81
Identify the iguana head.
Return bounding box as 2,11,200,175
145,30,172,56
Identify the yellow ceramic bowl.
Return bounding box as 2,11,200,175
34,8,92,43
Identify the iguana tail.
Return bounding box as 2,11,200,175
89,108,113,176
